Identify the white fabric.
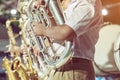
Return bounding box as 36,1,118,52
63,0,103,60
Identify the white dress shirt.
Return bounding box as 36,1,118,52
63,0,103,60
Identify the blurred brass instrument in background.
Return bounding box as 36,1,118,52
2,19,38,80
2,18,29,80
2,12,38,80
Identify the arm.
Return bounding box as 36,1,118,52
33,22,76,41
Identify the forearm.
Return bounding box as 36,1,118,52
43,24,76,41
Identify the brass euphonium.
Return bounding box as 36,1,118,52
2,19,21,80
24,0,72,79
5,19,20,58
2,19,31,80
2,57,19,80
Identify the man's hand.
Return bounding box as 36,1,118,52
5,44,22,55
33,22,46,36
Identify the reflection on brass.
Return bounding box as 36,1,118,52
2,0,72,80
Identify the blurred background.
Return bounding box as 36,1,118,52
0,0,120,80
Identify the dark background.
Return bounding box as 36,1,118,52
101,0,120,24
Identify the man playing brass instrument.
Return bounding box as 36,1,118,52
33,0,103,80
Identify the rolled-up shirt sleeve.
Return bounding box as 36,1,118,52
64,0,95,37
